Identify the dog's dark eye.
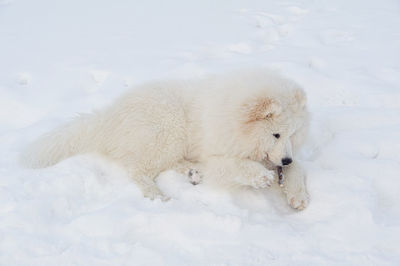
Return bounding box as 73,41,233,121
273,133,280,139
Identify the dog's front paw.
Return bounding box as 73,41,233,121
251,169,275,189
286,189,309,210
188,169,202,185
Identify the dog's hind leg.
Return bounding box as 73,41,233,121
135,174,170,201
171,159,203,185
125,165,170,201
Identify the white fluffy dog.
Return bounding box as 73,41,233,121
21,69,310,210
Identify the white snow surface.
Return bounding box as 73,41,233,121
1,0,400,265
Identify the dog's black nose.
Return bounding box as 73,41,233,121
282,158,292,165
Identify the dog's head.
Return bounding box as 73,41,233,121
237,85,309,166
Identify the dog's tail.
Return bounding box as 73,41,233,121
20,114,101,168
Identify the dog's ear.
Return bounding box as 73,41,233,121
243,97,282,122
292,87,307,109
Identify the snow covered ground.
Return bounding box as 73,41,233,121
1,0,400,265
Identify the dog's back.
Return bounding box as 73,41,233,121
20,82,191,171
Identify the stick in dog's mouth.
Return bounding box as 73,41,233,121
262,155,285,187
277,166,284,187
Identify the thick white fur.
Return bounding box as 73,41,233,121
21,69,310,209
